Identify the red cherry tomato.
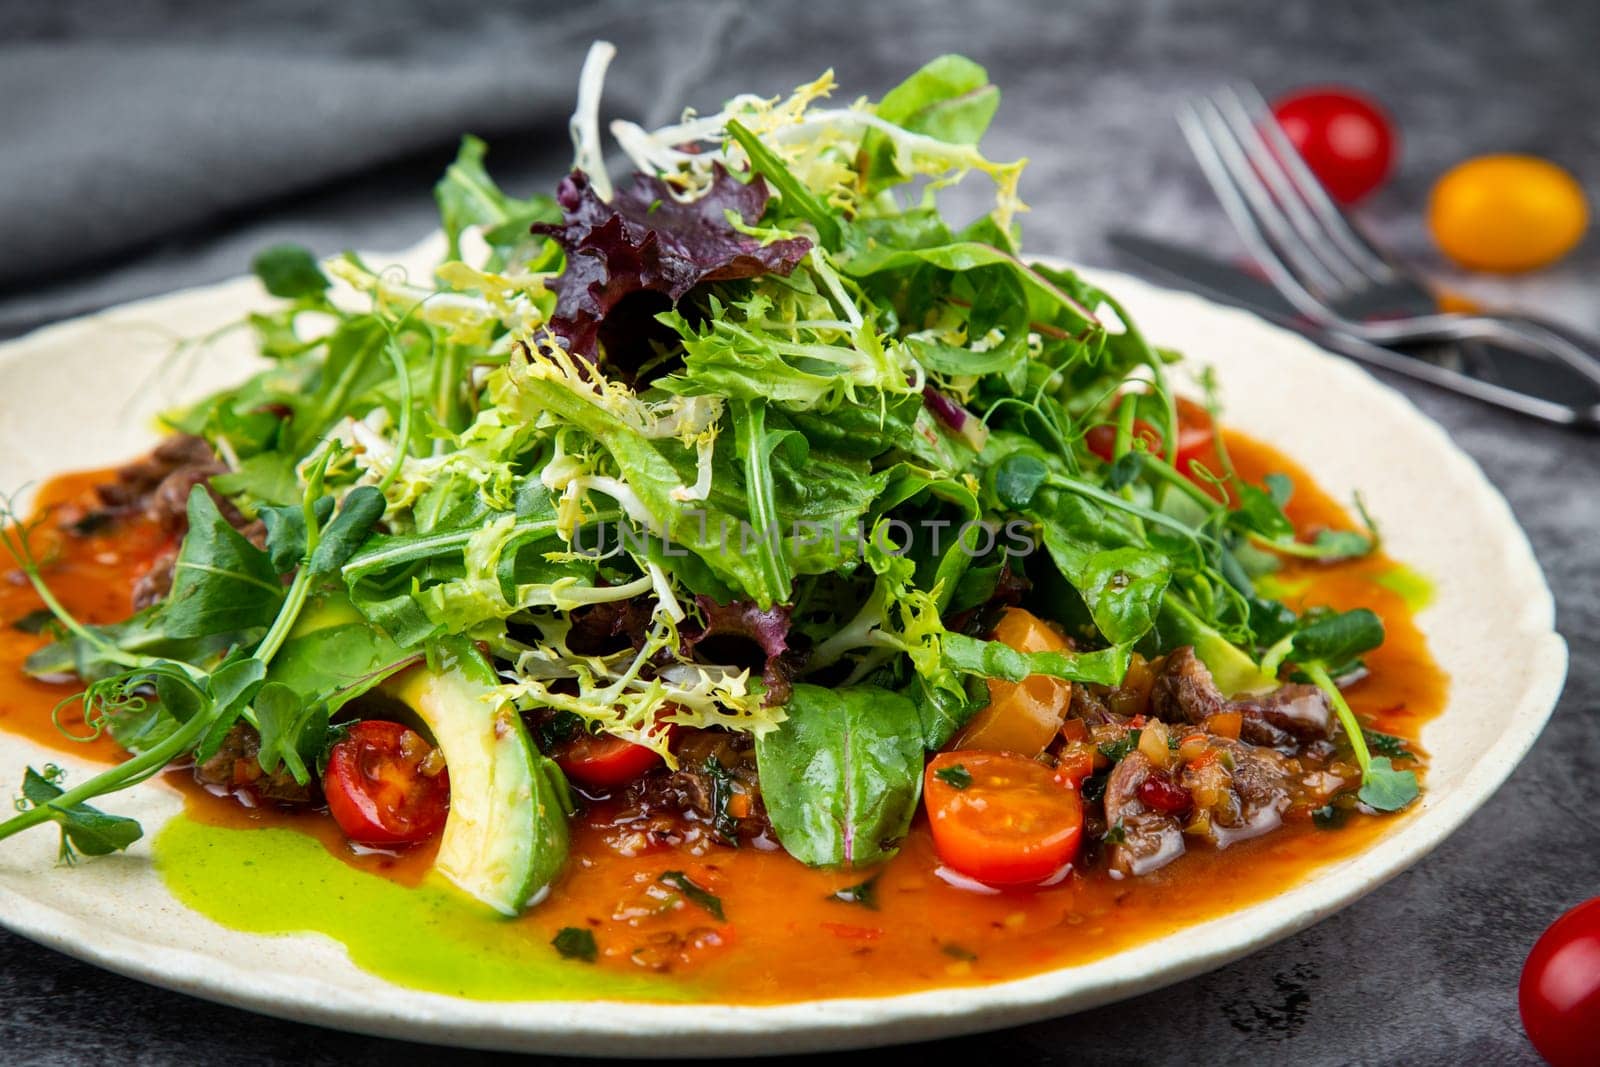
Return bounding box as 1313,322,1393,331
1085,397,1215,477
1520,897,1600,1067
1171,397,1216,475
554,733,664,789
1272,87,1397,205
924,751,1083,886
323,720,449,847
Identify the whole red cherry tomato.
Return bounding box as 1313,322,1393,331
323,720,449,847
1272,87,1397,205
1520,896,1600,1067
1085,397,1215,476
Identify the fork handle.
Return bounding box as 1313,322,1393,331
1371,313,1600,389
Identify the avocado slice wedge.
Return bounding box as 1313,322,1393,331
382,638,571,915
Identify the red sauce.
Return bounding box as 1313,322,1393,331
0,436,1447,1002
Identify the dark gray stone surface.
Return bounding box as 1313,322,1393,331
0,1,1595,1063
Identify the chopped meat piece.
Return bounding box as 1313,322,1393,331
80,436,269,611
622,728,770,845
1178,738,1293,848
1233,683,1334,745
1149,646,1334,753
192,721,317,808
1102,751,1186,877
1149,646,1228,725
95,435,216,512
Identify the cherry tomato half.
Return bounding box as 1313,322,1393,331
324,720,450,847
554,733,664,789
1272,87,1397,205
1429,154,1589,273
1520,896,1600,1067
924,751,1084,887
1085,397,1215,477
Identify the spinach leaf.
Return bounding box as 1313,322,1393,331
164,486,284,639
907,672,985,751
755,684,924,867
1288,608,1385,667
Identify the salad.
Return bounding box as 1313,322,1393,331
0,45,1418,919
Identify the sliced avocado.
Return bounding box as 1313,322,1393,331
1157,595,1278,696
381,638,570,915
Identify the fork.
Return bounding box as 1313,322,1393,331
1177,84,1600,406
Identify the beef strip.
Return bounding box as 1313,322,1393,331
191,721,317,808
1149,646,1335,752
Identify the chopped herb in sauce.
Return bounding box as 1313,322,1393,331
935,764,973,790
1099,729,1142,763
551,926,598,962
659,870,725,921
830,873,881,910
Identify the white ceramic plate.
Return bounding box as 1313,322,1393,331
0,240,1567,1056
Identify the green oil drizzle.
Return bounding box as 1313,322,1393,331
1373,564,1435,613
154,816,695,1002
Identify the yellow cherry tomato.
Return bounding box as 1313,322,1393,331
1428,154,1589,273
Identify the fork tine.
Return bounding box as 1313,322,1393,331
1230,83,1397,283
1211,86,1372,293
1178,96,1343,307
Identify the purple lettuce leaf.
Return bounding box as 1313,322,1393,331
532,166,812,361
686,595,798,705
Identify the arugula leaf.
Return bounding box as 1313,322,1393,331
251,244,329,301
164,486,283,639
940,632,1130,686
658,871,726,921
755,684,925,867
308,486,386,576
19,767,142,863
551,926,598,963
23,606,240,685
725,119,842,250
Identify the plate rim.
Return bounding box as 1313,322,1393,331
0,254,1567,1057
